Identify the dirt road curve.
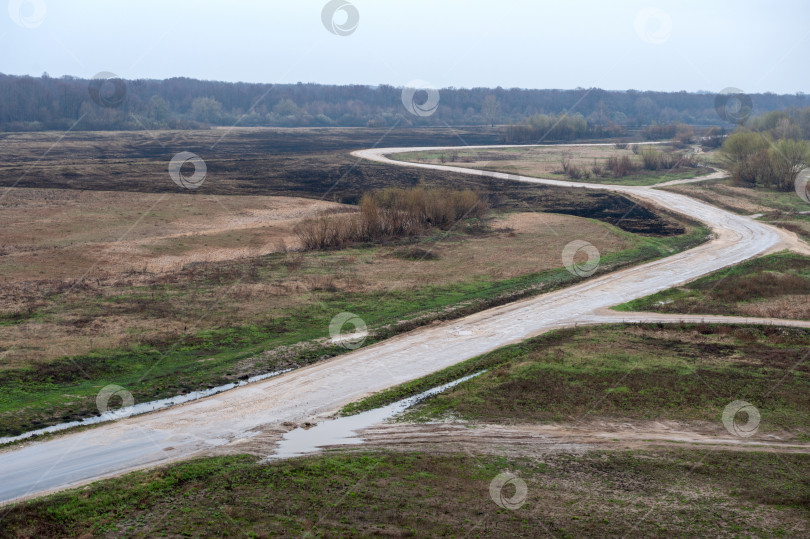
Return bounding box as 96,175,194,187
0,145,806,505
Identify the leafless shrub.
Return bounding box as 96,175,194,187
640,148,696,171
559,151,572,174
607,155,636,177
674,124,695,146
295,187,489,251
307,275,338,292
640,148,676,170
567,165,591,180
283,253,304,272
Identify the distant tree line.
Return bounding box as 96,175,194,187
502,113,624,143
1,72,807,133
720,107,810,191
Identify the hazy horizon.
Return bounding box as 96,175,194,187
3,0,808,95
3,71,801,97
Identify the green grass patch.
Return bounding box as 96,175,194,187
614,252,810,318
347,324,810,436
341,329,574,416
3,449,808,537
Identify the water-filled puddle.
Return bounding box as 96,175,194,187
268,371,484,460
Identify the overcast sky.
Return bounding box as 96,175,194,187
3,0,808,94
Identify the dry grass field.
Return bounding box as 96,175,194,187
395,144,711,186
0,188,350,280
0,185,631,367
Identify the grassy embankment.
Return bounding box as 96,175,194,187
343,324,810,439
614,252,810,320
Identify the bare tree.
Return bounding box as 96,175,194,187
770,139,810,191
481,95,500,127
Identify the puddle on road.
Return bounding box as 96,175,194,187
0,369,291,445
267,371,485,460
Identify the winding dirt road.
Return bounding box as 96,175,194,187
1,144,806,505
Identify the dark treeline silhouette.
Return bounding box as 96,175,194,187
1,72,807,134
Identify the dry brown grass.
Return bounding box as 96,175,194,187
735,295,810,319
398,144,698,184
405,145,638,178
0,189,631,366
0,187,349,281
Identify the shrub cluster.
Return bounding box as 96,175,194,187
295,187,489,250
560,148,696,180
720,131,810,190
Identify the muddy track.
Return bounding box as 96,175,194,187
1,143,808,506
333,421,810,457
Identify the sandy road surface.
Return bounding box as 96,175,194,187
0,144,805,505
654,168,728,186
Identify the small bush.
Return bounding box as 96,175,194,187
639,149,697,171
607,155,636,177
566,164,584,180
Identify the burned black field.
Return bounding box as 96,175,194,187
0,127,683,235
